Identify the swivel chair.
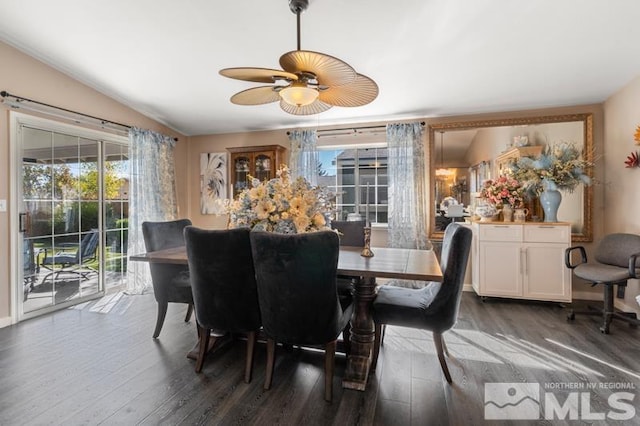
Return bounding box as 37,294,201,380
565,233,640,334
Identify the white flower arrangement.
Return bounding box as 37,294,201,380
228,165,334,234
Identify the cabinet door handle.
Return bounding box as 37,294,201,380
537,226,555,229
520,247,527,275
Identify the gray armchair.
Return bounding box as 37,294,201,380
371,223,472,384
142,219,194,338
565,233,640,334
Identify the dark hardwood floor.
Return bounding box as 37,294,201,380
1,292,639,425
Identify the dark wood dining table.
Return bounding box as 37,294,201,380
130,244,442,391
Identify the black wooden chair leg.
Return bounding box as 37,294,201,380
195,324,211,373
245,331,256,383
153,301,168,338
265,338,276,390
342,322,351,355
184,304,193,322
441,335,450,357
324,340,336,402
433,332,452,384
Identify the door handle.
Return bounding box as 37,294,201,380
19,212,30,233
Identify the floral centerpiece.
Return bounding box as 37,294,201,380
227,165,333,234
510,141,592,194
479,176,525,208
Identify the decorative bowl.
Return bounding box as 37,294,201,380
475,202,498,222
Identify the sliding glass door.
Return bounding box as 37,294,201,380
16,115,128,319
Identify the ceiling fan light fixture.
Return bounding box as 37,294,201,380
279,82,318,107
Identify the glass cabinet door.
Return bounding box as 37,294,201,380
233,155,251,195
254,153,272,182
228,146,285,198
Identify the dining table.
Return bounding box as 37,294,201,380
130,244,442,391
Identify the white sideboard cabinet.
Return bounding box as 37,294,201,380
471,222,572,302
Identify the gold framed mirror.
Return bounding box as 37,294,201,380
428,113,593,242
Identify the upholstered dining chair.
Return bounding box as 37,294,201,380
250,230,354,402
371,222,472,384
142,219,194,338
565,233,640,334
331,220,365,306
184,227,262,379
331,220,366,247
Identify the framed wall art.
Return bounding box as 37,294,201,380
200,152,228,214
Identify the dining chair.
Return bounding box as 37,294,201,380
331,220,366,247
371,222,472,384
250,230,354,402
331,219,365,307
184,227,262,379
142,219,194,338
565,233,640,334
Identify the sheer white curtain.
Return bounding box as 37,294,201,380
387,122,429,249
126,127,179,294
288,129,319,185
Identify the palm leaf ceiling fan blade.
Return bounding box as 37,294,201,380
319,74,379,107
219,67,298,83
230,86,282,105
279,50,356,87
279,99,332,115
218,0,377,115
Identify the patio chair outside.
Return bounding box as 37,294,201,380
40,230,99,283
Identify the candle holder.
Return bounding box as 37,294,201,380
360,226,374,257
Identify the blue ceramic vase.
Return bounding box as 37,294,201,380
540,189,562,222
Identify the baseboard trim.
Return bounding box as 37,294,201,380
0,316,13,329
571,291,602,301
453,285,639,315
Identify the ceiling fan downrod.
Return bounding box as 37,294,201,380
289,0,308,51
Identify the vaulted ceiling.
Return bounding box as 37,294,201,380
1,0,639,136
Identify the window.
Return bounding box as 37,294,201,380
318,147,388,224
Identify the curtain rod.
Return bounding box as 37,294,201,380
1,90,178,141
286,121,425,136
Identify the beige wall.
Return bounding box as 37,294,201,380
187,105,606,299
0,41,187,325
186,131,291,229
603,74,640,314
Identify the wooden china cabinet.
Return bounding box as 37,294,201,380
227,145,286,197
494,145,543,177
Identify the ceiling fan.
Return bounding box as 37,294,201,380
219,0,378,115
